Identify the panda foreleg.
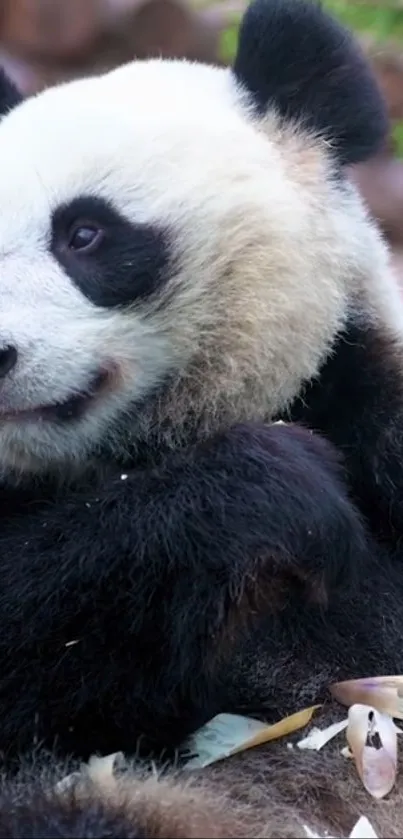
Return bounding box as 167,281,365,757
0,422,369,759
289,321,403,544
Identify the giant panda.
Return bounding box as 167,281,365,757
0,0,401,835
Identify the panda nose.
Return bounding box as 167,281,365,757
0,345,18,378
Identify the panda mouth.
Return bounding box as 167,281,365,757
0,369,111,424
36,369,111,422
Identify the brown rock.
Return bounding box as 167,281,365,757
0,0,232,94
351,152,403,246
0,0,103,60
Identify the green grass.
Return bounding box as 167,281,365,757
326,2,403,156
325,2,403,41
219,18,241,63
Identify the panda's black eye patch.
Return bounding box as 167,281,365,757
52,195,171,309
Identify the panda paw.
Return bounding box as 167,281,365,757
196,421,370,604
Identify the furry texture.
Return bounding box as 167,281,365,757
0,0,401,836
0,423,371,762
2,719,403,839
0,7,395,475
233,0,388,164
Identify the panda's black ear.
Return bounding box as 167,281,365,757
232,0,388,166
0,68,23,118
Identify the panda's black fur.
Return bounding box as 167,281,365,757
233,0,388,164
0,0,401,835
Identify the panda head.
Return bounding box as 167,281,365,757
0,0,395,476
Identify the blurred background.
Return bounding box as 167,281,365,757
2,0,403,281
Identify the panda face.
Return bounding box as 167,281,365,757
0,1,394,475
0,63,249,472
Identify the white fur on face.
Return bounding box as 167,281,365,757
0,59,396,474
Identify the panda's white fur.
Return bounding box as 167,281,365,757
0,55,397,475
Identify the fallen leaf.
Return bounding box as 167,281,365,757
231,705,321,753
297,718,348,751
87,752,124,785
183,706,320,769
303,815,378,839
349,816,378,838
55,771,82,793
346,704,397,799
303,825,334,838
331,676,403,720
55,752,124,794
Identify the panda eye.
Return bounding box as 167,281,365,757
68,223,104,254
